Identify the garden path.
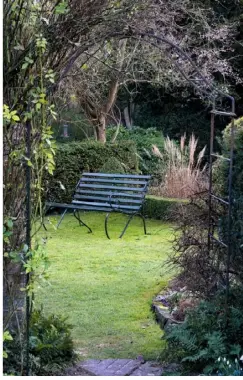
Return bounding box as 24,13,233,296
66,358,163,376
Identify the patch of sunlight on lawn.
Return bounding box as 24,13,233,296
37,212,174,361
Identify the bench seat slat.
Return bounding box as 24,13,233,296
75,205,135,213
79,184,146,192
83,172,151,179
72,200,140,210
46,202,136,214
81,178,147,185
73,195,142,204
76,190,144,198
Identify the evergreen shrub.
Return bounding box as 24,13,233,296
100,157,125,173
45,140,138,203
106,126,165,177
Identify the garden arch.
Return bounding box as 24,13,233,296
23,30,236,374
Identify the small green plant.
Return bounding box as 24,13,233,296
3,331,13,359
3,309,75,375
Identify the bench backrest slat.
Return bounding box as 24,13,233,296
82,172,150,179
81,177,147,186
78,184,146,192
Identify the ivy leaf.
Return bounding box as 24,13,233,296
35,103,41,111
13,44,25,51
7,219,13,229
12,115,20,121
4,231,13,237
58,181,66,191
81,63,88,70
54,1,69,14
23,244,29,253
41,17,49,25
22,62,29,70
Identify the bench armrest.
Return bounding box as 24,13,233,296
108,193,121,211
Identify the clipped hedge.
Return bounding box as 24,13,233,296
100,156,125,174
143,195,187,221
45,140,138,203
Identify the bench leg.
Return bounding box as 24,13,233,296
105,213,111,239
138,213,147,235
42,216,48,231
43,206,51,231
73,210,92,233
119,214,135,239
56,208,68,229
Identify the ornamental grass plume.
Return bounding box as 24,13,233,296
151,134,208,199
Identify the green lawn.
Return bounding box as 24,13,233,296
37,212,174,361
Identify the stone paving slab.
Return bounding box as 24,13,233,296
131,362,163,376
79,359,163,376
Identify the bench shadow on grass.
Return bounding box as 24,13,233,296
37,212,174,361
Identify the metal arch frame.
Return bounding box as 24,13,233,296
208,101,236,304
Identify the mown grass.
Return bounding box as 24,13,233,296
37,212,174,361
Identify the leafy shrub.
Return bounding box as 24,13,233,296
223,116,243,152
3,309,75,376
162,288,243,375
106,126,165,177
142,195,187,221
44,140,138,203
100,157,125,173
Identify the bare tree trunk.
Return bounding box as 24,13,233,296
124,106,132,129
78,39,128,143
96,114,106,143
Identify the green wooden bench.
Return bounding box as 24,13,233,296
45,172,151,239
